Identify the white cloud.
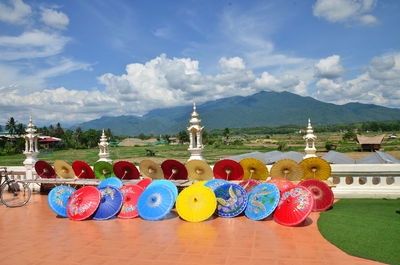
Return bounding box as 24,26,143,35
0,0,31,24
41,8,69,30
314,55,345,79
313,0,378,25
219,57,246,72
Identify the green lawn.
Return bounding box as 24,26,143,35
318,199,400,265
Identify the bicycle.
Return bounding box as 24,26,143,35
0,167,31,207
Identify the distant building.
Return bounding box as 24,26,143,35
356,134,385,152
38,136,61,149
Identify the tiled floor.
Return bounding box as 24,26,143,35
0,194,382,265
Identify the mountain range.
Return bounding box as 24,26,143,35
76,91,400,135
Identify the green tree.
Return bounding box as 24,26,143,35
15,123,26,136
54,123,64,138
343,131,357,141
277,142,287,151
5,117,16,135
177,130,189,144
75,127,82,146
223,128,230,139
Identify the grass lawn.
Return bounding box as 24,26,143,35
318,199,400,265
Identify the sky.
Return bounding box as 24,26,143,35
0,0,399,126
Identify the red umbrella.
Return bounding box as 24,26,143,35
35,160,56,178
161,159,188,180
67,186,101,221
118,184,144,219
273,186,314,226
238,179,261,193
113,161,140,180
266,178,295,193
72,161,95,179
299,179,334,212
137,178,152,189
213,159,244,181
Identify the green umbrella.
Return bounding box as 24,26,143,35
94,161,115,179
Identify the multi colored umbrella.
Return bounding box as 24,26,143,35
139,160,163,180
72,160,95,179
214,183,248,218
118,184,144,219
239,158,268,180
137,178,152,189
148,180,178,200
185,160,213,181
176,185,217,222
93,186,123,220
161,159,188,180
270,159,303,181
213,159,244,180
94,161,114,179
67,186,101,221
245,183,280,220
48,185,76,217
54,160,75,179
299,157,331,180
273,186,314,226
204,179,228,191
113,161,140,180
266,178,295,193
35,160,56,178
299,179,334,212
238,179,261,193
137,185,175,221
98,177,123,189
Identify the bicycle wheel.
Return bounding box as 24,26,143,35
0,181,32,207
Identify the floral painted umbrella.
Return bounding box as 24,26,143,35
93,186,123,220
118,184,144,219
299,179,334,212
245,183,280,220
67,186,101,221
266,178,295,193
48,185,76,217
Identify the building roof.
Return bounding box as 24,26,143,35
356,151,400,164
39,137,61,142
356,134,385,145
322,151,355,164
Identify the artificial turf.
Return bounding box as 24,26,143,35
318,199,400,265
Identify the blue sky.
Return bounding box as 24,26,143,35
0,0,399,126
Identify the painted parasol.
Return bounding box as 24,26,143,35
299,157,331,180
93,186,123,220
245,183,280,220
67,186,101,221
35,160,56,178
94,161,114,179
273,186,314,226
137,185,175,221
238,179,261,193
204,179,228,191
137,178,152,189
270,159,303,181
113,161,140,180
118,184,144,219
185,160,213,181
161,159,188,180
48,185,76,217
139,160,163,180
72,160,95,179
299,179,334,212
98,177,123,189
54,160,75,179
148,180,178,201
176,185,217,222
214,183,248,218
266,178,295,193
213,159,244,181
239,158,268,180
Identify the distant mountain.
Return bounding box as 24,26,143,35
75,91,400,135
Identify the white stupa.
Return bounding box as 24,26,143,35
303,118,317,159
23,116,39,166
187,103,205,161
97,129,112,163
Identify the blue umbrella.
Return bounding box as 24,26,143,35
214,183,248,218
48,185,76,217
137,185,175,221
245,183,280,220
148,180,178,200
204,179,228,191
93,186,123,220
98,177,123,189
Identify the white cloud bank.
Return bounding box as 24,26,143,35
41,8,70,30
0,0,31,25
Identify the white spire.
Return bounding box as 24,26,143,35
187,102,205,161
303,118,317,159
97,129,112,163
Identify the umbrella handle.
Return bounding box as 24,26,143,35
76,171,84,179
168,171,175,180
226,171,230,181
121,171,127,180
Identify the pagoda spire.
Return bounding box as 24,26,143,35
97,129,112,163
303,118,317,159
187,102,205,161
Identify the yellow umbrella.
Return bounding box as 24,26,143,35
299,157,331,180
54,160,75,179
185,160,213,181
139,160,163,179
176,185,217,222
239,158,268,180
192,180,207,186
270,159,304,181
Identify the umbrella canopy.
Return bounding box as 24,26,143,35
176,185,217,222
185,160,213,181
72,160,95,179
204,179,228,191
137,178,152,189
213,159,244,180
192,180,208,186
137,185,175,221
161,159,188,180
299,179,334,212
266,178,295,193
238,179,261,193
214,183,248,217
239,158,268,180
270,159,303,181
148,180,178,200
93,186,123,220
113,161,140,180
98,177,123,189
299,157,331,180
273,186,314,226
94,161,114,179
67,186,101,221
118,184,144,219
48,185,76,217
139,160,163,180
35,160,56,178
245,183,280,220
54,160,75,179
